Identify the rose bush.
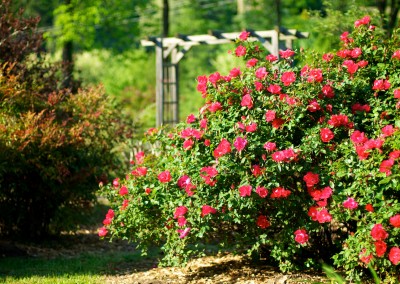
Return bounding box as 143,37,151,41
99,16,399,282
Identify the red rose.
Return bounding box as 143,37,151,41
389,247,400,265
279,49,295,58
201,205,217,217
119,186,128,196
183,139,194,150
241,94,253,109
389,214,400,228
158,170,172,183
263,141,276,151
239,185,252,197
320,128,334,142
235,45,246,56
365,204,374,212
255,186,268,198
374,240,387,257
371,224,389,241
255,67,268,80
303,172,320,188
234,137,247,152
256,215,270,229
213,138,231,158
267,84,282,94
174,206,188,219
343,197,358,209
281,71,296,86
270,187,291,198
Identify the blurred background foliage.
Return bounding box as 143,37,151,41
12,0,398,129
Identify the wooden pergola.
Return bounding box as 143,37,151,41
141,28,309,126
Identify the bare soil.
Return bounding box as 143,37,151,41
3,229,329,284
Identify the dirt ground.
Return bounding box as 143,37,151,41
4,229,329,284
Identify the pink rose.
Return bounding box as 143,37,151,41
343,197,358,209
263,141,277,151
158,170,172,183
241,94,253,109
235,45,246,56
234,137,247,152
239,185,252,197
389,214,400,228
389,247,400,265
174,206,188,219
371,224,388,241
201,205,217,217
255,186,268,198
119,186,128,196
213,138,231,158
320,128,334,142
294,229,309,244
98,227,108,237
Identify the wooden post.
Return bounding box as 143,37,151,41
155,39,164,127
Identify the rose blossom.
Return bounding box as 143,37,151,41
201,205,217,217
239,31,250,41
374,240,387,257
320,128,334,142
281,71,296,86
239,185,252,197
294,229,309,244
241,94,253,109
279,49,295,58
256,186,268,198
321,85,335,98
359,249,373,265
235,45,246,56
265,110,276,122
213,138,231,158
371,224,389,241
174,206,188,219
389,214,400,228
263,141,277,151
119,185,128,196
234,137,247,152
343,197,358,209
177,227,190,238
389,247,400,265
270,187,291,198
98,227,108,237
303,172,319,188
256,215,270,229
246,58,258,67
158,170,172,183
365,204,374,212
255,67,268,80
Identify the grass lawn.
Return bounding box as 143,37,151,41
0,249,158,284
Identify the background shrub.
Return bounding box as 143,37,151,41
0,0,134,239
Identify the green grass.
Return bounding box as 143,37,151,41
0,249,159,284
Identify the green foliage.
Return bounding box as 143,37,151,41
100,16,400,282
50,0,148,51
74,49,156,131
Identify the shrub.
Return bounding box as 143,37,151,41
99,16,400,282
0,0,134,238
